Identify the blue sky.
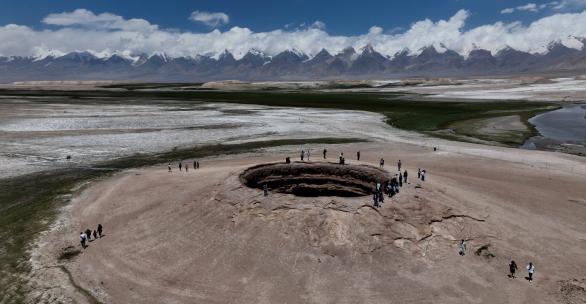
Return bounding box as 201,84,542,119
0,0,580,35
1,0,586,58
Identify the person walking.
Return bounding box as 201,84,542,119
301,150,305,161
323,149,327,159
403,170,408,183
421,170,426,182
379,158,385,169
509,261,518,278
194,160,197,170
185,164,189,172
357,151,360,161
458,239,466,256
417,168,421,179
168,163,172,172
85,228,92,241
196,161,200,169
97,224,103,238
93,230,98,240
526,263,535,282
80,232,87,249
179,162,182,171
398,160,402,172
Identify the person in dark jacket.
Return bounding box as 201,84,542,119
403,170,408,183
97,224,103,238
509,261,518,278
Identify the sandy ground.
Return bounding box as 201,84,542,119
27,135,586,303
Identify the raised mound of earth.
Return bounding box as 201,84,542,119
240,162,390,197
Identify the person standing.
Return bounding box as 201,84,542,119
179,162,182,171
301,150,305,161
185,164,189,172
196,161,200,169
357,151,360,161
526,263,535,282
509,261,518,278
168,163,172,172
403,170,408,183
307,150,310,161
379,158,384,169
194,160,197,170
398,160,402,172
80,232,87,249
97,224,103,238
399,173,403,186
323,149,327,159
422,170,426,181
417,168,421,180
458,239,466,256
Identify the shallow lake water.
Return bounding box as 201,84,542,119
529,104,586,143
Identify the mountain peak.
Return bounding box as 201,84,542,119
361,44,376,54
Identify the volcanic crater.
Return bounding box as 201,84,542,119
240,162,390,197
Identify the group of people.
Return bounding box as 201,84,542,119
379,159,403,172
80,224,103,249
458,240,537,283
372,169,410,208
168,160,200,172
509,261,536,282
417,168,427,181
321,149,360,161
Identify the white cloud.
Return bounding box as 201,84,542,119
552,0,586,10
504,1,586,13
311,21,326,30
501,3,541,14
1,8,586,60
189,11,229,27
43,9,158,33
518,3,539,12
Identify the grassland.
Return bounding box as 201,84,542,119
0,88,560,146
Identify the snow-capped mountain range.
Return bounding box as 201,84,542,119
2,42,586,83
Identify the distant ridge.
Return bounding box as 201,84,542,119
2,42,586,82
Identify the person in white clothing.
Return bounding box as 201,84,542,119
526,262,535,282
80,232,87,249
